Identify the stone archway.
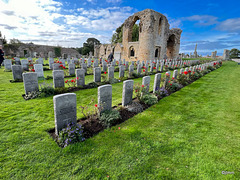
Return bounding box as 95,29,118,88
155,46,161,59
167,34,176,59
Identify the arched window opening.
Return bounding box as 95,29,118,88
155,49,158,58
158,17,162,35
129,17,140,42
130,47,135,57
167,35,175,59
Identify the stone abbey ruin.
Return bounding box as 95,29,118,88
94,9,182,61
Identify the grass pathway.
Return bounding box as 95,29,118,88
0,61,239,179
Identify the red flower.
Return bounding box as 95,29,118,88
57,61,59,63
104,71,107,74
172,77,174,79
77,77,79,80
142,85,144,87
142,66,145,69
29,64,33,66
59,61,62,64
170,84,172,86
176,65,177,67
94,104,98,107
188,70,191,73
65,80,68,83
143,69,145,72
91,61,94,63
153,67,156,69
184,71,188,75
135,90,138,92
214,62,216,65
31,69,35,72
168,81,170,83
166,72,170,76
71,79,74,83
63,66,66,69
184,62,186,65
118,127,121,130
123,64,125,66
59,64,63,67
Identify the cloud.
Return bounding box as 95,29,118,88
163,14,182,29
215,18,240,32
183,15,218,26
0,0,134,47
1,10,15,15
63,7,133,31
0,23,17,30
106,0,122,3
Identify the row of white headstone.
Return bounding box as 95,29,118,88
53,61,221,135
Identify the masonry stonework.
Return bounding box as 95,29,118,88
94,9,182,61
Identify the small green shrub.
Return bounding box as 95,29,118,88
140,94,158,106
100,109,121,128
57,123,85,148
54,87,68,94
45,76,53,80
168,82,183,92
39,82,55,97
177,74,188,86
87,82,98,88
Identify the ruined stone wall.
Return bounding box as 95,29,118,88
92,9,182,61
3,43,80,58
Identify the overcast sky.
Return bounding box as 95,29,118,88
0,0,240,56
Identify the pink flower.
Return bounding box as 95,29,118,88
118,127,121,130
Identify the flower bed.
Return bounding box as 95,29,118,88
48,63,222,148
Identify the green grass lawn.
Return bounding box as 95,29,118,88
0,61,240,179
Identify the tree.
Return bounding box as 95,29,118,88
132,24,139,42
111,24,123,44
9,38,22,44
229,48,240,58
111,23,139,44
54,47,61,57
81,38,101,55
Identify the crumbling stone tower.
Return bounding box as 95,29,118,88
122,9,182,61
